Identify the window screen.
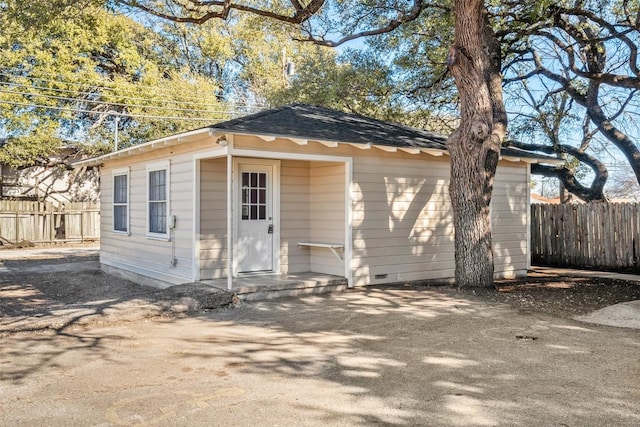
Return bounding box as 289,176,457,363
149,169,167,234
113,174,128,232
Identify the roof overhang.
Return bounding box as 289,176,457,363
73,126,562,169
72,127,213,168
209,128,448,158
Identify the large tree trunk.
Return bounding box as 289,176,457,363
447,0,506,288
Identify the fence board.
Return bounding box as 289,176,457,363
0,201,100,244
531,202,639,270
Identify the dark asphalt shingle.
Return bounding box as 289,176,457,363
210,104,554,161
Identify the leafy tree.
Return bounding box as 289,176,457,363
0,1,227,168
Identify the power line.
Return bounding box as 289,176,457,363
0,99,239,121
0,71,267,108
0,87,243,114
0,80,228,109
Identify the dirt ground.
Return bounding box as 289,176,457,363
457,269,640,318
0,247,233,334
1,248,640,426
2,247,640,330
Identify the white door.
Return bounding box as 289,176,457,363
237,163,274,273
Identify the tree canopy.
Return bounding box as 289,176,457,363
0,0,330,168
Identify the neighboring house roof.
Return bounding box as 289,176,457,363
73,104,562,167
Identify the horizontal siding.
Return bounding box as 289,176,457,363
351,154,455,286
309,162,345,276
280,160,310,273
99,131,530,286
100,142,219,283
492,163,528,276
199,158,227,279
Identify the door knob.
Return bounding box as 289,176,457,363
267,224,274,234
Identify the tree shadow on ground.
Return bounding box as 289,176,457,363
169,286,640,425
2,267,640,425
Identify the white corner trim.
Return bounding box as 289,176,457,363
345,158,354,288
192,158,201,281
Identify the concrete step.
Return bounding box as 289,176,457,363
235,277,349,301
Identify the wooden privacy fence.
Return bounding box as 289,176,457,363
0,201,100,244
531,202,640,269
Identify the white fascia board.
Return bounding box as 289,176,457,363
72,127,212,168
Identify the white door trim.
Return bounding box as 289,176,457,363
232,157,281,276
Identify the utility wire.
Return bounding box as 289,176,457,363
0,99,238,121
0,71,267,108
0,80,228,108
0,87,247,114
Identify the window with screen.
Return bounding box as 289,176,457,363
113,171,128,233
148,167,168,235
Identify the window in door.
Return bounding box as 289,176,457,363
241,171,267,221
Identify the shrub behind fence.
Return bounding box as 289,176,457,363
531,202,640,269
0,200,100,244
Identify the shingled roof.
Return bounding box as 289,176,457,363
211,103,447,150
210,103,552,161
74,103,560,168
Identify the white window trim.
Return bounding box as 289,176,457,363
146,160,171,240
112,167,130,235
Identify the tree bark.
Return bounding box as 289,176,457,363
447,0,506,288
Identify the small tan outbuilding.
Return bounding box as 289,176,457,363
74,104,558,290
